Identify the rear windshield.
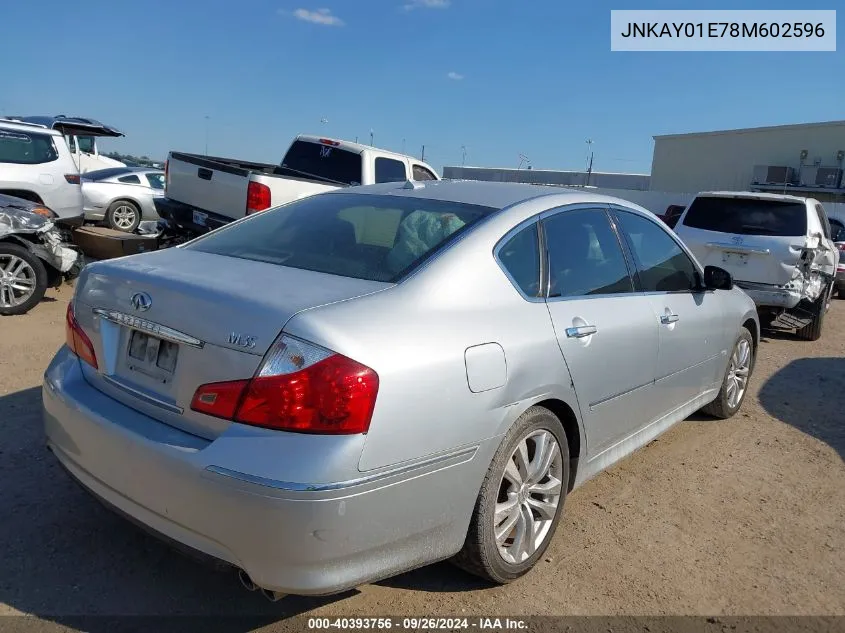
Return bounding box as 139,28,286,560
682,197,807,236
186,193,496,282
278,140,362,186
0,130,59,165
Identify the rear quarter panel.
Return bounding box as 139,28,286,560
282,204,582,473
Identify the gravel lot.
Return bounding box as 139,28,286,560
1,283,843,630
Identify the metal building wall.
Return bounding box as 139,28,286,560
442,166,651,190
650,121,845,193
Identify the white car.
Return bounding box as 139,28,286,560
674,191,839,340
0,119,84,223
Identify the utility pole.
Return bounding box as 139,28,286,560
461,145,466,166
369,129,374,146
421,145,426,161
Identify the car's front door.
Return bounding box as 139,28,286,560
612,208,728,412
541,206,661,458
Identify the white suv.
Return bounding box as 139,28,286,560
0,119,84,223
674,191,839,341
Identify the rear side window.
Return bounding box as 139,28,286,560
118,175,141,184
146,173,165,189
682,197,807,236
413,164,437,181
814,204,831,239
497,224,541,297
375,157,407,183
0,130,59,165
279,140,362,186
186,193,495,282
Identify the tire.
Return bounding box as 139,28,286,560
106,200,141,232
796,294,826,341
452,406,569,584
0,242,48,316
838,287,845,300
702,327,754,420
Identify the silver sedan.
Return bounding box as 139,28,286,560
43,181,759,597
81,167,164,232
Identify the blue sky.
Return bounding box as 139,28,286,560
3,0,842,173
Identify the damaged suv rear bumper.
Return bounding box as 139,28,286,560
734,281,804,309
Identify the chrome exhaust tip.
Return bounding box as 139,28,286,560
238,569,258,592
261,588,286,602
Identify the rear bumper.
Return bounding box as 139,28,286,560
734,281,802,309
153,197,235,235
42,347,491,595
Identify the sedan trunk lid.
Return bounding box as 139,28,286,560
71,247,391,438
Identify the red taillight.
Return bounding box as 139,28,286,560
164,159,169,185
319,138,340,146
65,303,98,369
191,379,248,419
246,181,271,214
837,243,845,252
190,335,379,435
64,174,81,184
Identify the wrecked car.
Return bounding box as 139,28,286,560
0,193,82,315
674,192,840,341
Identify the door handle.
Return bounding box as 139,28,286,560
565,325,597,338
660,313,680,325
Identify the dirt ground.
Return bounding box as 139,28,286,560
1,282,844,630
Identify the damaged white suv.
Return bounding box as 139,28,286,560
675,192,839,341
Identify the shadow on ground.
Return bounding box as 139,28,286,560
0,386,482,632
758,357,845,462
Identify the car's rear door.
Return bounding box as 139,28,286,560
541,206,660,458
612,207,728,411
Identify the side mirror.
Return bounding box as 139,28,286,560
703,265,733,291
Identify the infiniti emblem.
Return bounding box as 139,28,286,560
131,292,152,312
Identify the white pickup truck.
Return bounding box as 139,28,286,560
154,135,441,235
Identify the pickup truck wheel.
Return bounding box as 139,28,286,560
796,295,826,341
451,406,568,584
702,327,754,420
106,200,141,232
0,242,48,316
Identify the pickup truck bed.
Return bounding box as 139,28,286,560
158,136,440,237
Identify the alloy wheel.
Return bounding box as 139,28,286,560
0,254,37,308
112,205,137,230
726,338,751,409
494,430,563,564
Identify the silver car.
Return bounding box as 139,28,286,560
81,167,164,232
44,181,759,597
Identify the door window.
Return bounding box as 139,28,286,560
497,223,541,298
118,175,141,184
375,157,407,183
543,208,633,298
615,210,698,293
